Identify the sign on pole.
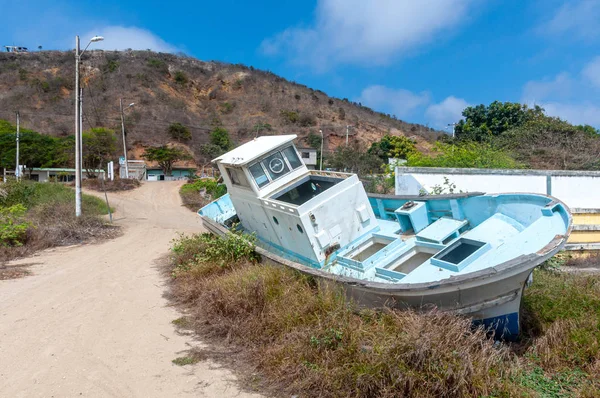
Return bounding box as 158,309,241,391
118,157,125,165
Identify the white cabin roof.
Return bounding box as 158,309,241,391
213,135,297,166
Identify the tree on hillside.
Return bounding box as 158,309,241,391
142,146,191,176
328,144,383,177
83,128,117,177
167,122,191,142
200,127,233,160
368,135,417,161
454,101,545,142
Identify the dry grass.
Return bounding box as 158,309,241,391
166,234,600,397
81,178,141,192
0,182,120,270
0,263,33,280
0,201,120,265
166,233,527,397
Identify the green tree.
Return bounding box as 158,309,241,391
209,127,233,152
200,127,233,160
142,146,191,176
168,122,191,142
0,119,69,175
328,144,383,177
454,101,545,142
368,135,417,161
82,128,117,177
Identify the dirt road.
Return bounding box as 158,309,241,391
0,182,261,398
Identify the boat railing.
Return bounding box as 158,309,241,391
308,170,353,179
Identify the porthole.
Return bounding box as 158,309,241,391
273,216,279,225
297,224,303,233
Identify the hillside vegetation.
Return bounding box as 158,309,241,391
0,50,438,164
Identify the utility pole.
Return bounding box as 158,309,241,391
346,125,349,146
75,35,82,217
120,98,135,179
74,34,104,217
15,111,19,181
319,129,324,171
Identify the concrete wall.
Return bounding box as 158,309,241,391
395,167,600,210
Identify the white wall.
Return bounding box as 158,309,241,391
395,167,600,210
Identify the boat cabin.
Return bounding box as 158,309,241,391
213,135,377,266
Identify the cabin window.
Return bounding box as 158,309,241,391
249,163,269,188
273,216,279,225
301,152,310,159
226,167,250,187
282,146,303,169
262,152,290,181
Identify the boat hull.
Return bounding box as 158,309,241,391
200,213,567,338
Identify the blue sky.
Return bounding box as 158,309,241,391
2,0,600,129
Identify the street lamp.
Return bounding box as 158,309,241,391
120,99,135,179
447,123,457,139
319,129,323,171
75,35,104,217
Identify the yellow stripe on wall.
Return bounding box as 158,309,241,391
573,213,600,225
568,231,600,243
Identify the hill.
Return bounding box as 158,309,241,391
0,50,440,164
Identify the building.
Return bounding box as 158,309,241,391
297,147,318,169
118,160,147,180
4,46,28,53
146,167,195,181
14,168,104,182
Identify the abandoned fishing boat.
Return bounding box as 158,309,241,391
198,135,572,337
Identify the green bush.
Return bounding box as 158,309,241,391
174,71,188,85
0,204,30,246
407,141,522,169
180,179,226,199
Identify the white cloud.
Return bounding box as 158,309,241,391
356,85,430,119
521,57,600,127
582,56,600,88
521,72,574,103
537,0,600,41
261,0,474,70
541,102,600,126
425,96,469,127
80,26,178,53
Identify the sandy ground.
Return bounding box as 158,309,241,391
0,181,262,398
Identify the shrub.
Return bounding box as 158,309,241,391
280,110,299,124
174,71,188,85
298,113,317,127
167,122,192,142
103,60,119,73
219,102,235,114
147,58,167,72
0,204,30,246
179,178,226,211
407,142,522,169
